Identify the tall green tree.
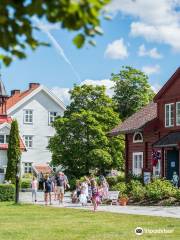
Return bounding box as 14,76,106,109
0,0,110,66
112,66,155,120
5,120,21,184
48,85,124,178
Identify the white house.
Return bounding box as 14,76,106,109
0,81,66,181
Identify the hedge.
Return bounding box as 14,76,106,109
0,184,15,201
21,179,31,189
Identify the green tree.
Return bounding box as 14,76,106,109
48,85,124,178
0,0,110,66
112,66,155,120
5,120,21,184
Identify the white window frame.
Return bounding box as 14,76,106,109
24,135,33,148
48,112,57,125
153,160,161,177
23,109,33,124
0,135,9,144
23,162,32,173
176,102,180,126
133,132,143,143
132,152,143,176
165,103,174,127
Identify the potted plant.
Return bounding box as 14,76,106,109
119,194,128,206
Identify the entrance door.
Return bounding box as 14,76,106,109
167,150,179,180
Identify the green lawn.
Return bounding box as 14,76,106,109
0,203,180,240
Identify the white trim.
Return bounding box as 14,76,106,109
176,102,180,126
7,85,66,115
48,111,58,125
133,132,143,143
132,152,143,176
165,103,174,127
0,122,11,130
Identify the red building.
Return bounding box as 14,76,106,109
110,67,180,182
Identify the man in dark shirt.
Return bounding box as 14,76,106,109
56,172,67,204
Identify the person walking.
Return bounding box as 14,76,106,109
55,172,67,204
91,179,100,211
31,176,38,202
43,175,54,205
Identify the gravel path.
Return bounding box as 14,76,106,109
20,192,180,219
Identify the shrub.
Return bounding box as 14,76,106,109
69,178,76,191
146,179,176,201
21,179,31,189
175,189,180,201
111,182,127,196
128,180,145,201
0,184,15,201
106,176,118,188
116,172,125,182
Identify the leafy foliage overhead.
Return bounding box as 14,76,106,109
48,84,124,178
112,66,155,120
0,0,110,66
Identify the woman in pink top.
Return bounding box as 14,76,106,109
31,177,38,202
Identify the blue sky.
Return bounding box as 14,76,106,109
1,0,180,103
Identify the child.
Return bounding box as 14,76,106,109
91,179,100,211
172,171,179,188
79,181,88,206
31,176,38,202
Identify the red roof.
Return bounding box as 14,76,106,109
33,164,52,174
6,84,40,110
109,102,157,135
0,115,26,151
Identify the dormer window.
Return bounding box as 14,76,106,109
133,132,143,143
165,103,174,127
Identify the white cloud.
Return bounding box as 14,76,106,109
107,0,180,51
104,38,129,59
81,79,115,96
51,87,70,105
138,44,162,59
142,65,160,75
150,83,162,93
51,79,115,105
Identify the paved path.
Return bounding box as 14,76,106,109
20,192,180,219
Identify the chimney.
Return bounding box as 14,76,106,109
11,90,20,96
29,83,40,89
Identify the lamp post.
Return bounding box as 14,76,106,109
15,159,21,204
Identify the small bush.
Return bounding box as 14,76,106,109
116,172,125,182
106,176,118,188
69,178,76,191
111,182,127,196
146,179,176,201
0,184,15,201
175,189,180,201
128,180,145,201
21,179,31,189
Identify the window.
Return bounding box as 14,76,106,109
133,132,143,143
0,135,9,144
176,102,180,126
165,103,174,127
24,109,33,124
133,152,143,176
24,135,33,148
24,162,32,173
153,160,161,177
49,112,57,124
